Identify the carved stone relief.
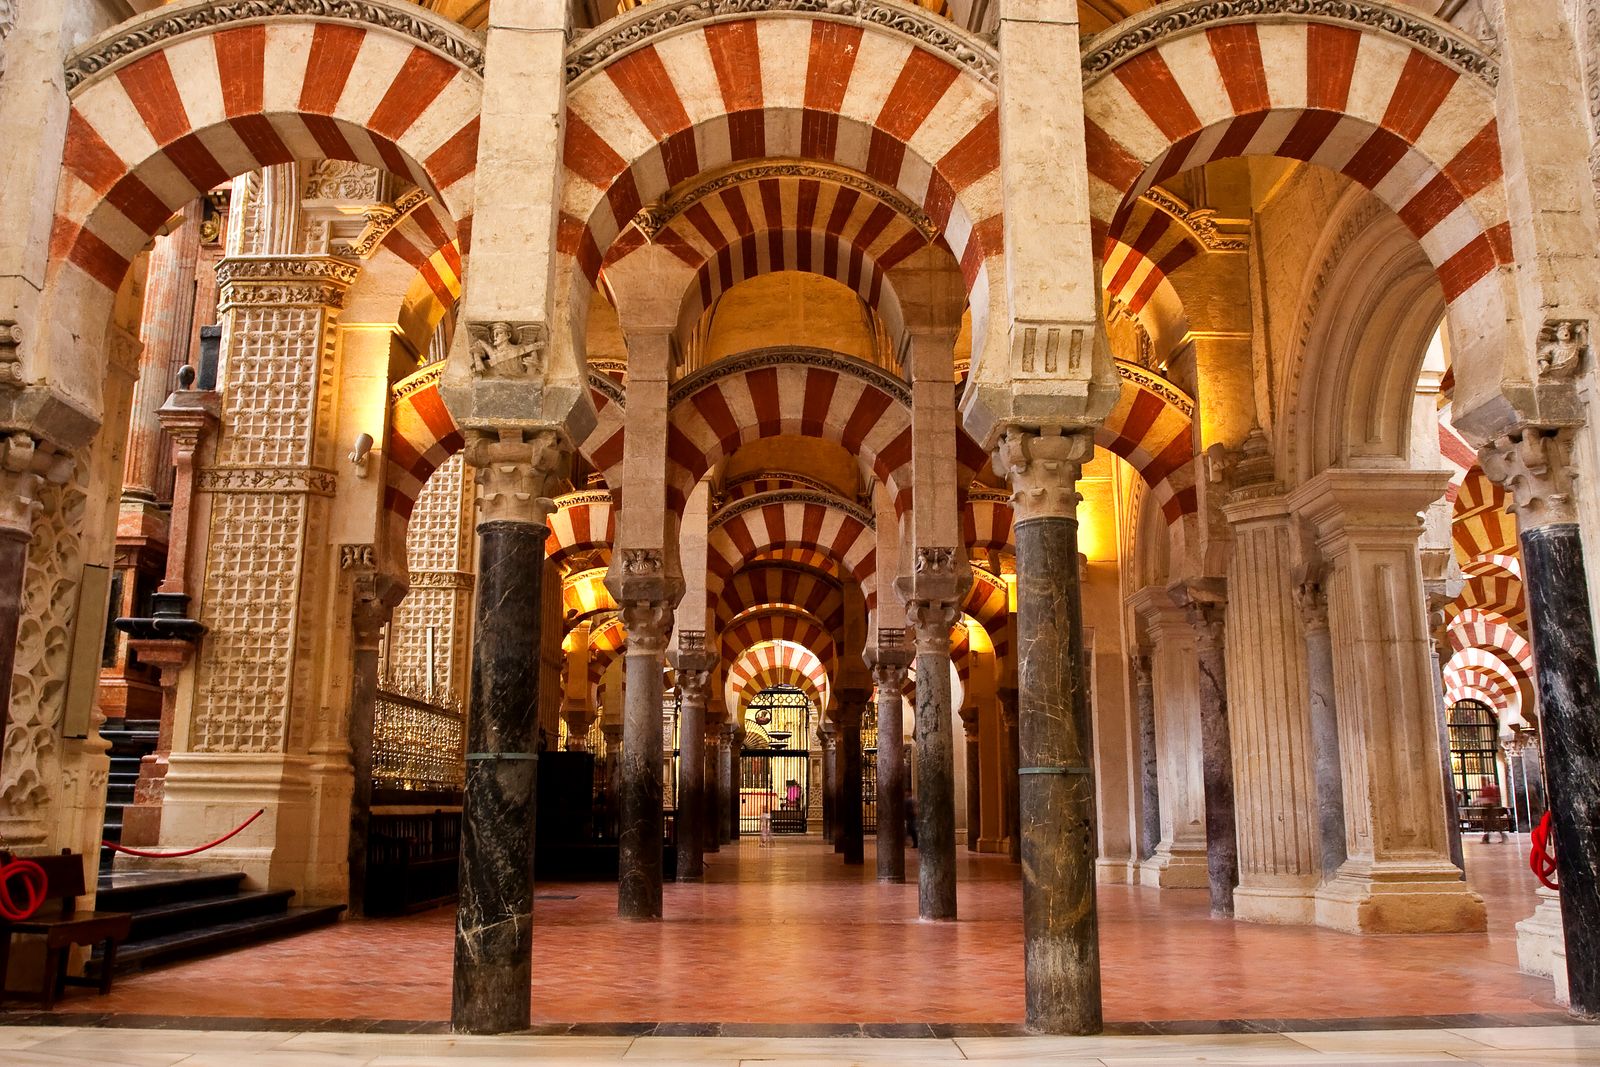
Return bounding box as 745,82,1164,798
0,0,15,84
468,321,546,379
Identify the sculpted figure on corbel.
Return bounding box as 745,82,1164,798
469,321,547,380
1536,320,1589,381
1478,426,1580,529
462,427,571,526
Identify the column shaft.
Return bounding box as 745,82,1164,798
452,520,545,1033
721,725,738,843
676,697,705,881
619,622,667,919
964,718,981,853
346,636,380,919
1133,657,1160,861
1002,694,1021,864
841,707,865,866
1298,591,1348,881
912,630,958,920
874,662,908,882
1192,609,1238,918
702,728,720,854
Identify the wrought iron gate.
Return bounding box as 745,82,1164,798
739,750,811,834
1448,699,1500,801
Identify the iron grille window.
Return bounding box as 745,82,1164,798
1448,699,1500,804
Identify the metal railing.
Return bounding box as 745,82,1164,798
372,682,466,798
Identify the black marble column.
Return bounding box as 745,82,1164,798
822,724,843,853
721,724,738,843
963,713,981,852
1520,523,1600,1017
702,726,721,854
1133,655,1161,861
676,685,706,881
910,603,960,921
1014,511,1101,1033
345,629,381,919
452,519,545,1034
873,659,909,882
1189,602,1239,919
839,702,866,865
618,603,671,919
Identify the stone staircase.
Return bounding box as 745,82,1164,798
88,871,344,978
97,720,159,874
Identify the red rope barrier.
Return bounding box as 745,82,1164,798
0,856,47,921
1530,811,1560,891
101,808,266,859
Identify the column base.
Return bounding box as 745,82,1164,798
1516,888,1570,1005
1234,881,1318,925
1096,858,1137,884
145,753,317,897
1139,844,1209,888
1314,861,1486,933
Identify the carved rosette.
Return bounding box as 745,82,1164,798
620,601,675,657
463,428,570,526
1478,427,1579,530
992,426,1094,523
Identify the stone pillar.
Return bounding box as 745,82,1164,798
1218,495,1322,924
837,696,866,866
1288,470,1486,934
671,633,712,882
346,571,399,919
821,721,841,852
720,723,738,843
994,427,1102,1034
702,718,721,854
1132,654,1160,861
451,429,567,1034
1481,428,1600,1015
906,596,961,920
616,599,673,918
1000,688,1021,863
961,707,981,852
123,203,202,503
1179,592,1238,919
119,385,217,845
1294,578,1348,882
871,645,911,882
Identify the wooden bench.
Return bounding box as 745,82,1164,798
0,850,132,1009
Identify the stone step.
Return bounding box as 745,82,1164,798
123,887,298,942
87,905,345,976
96,870,248,912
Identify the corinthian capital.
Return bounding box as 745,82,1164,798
463,427,571,525
992,425,1095,523
0,433,72,538
1478,427,1578,529
676,667,711,708
905,599,961,656
621,601,675,656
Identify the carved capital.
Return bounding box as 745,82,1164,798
1170,580,1227,651
1478,427,1578,529
992,425,1094,523
905,599,961,656
1132,652,1153,690
463,427,570,525
676,667,712,709
620,601,675,656
1294,580,1330,634
0,433,72,538
870,660,909,700
468,320,547,380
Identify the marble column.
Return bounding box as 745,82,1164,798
1000,688,1021,863
1295,579,1348,882
1288,469,1486,934
1481,428,1600,1015
821,721,841,852
962,707,981,853
452,430,567,1034
721,723,739,843
994,427,1102,1034
871,648,911,882
1427,624,1467,873
907,598,961,920
838,696,866,866
671,635,712,882
1179,592,1239,918
617,600,673,918
1133,655,1160,861
702,720,722,854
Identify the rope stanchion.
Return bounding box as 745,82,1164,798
101,808,266,859
1530,811,1560,891
0,855,47,921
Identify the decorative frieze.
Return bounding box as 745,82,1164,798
198,466,338,495
216,256,360,310
1116,362,1195,419
337,188,431,259
1080,1,1499,88
63,0,486,92
565,0,997,88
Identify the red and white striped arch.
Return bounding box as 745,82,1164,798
1443,646,1521,722
706,491,878,612
563,567,617,624
1099,362,1198,522
546,491,616,571
1458,554,1527,629
1449,607,1533,681
56,8,481,293
963,567,1011,664
964,490,1015,553
714,563,845,632
668,352,913,515
1102,195,1202,318
721,610,836,673
586,613,627,696
724,639,831,721
386,364,463,522
559,16,1006,366
1452,469,1518,563
1083,16,1510,325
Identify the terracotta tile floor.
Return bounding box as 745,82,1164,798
53,837,1558,1025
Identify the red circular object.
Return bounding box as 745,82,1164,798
0,857,47,921
1530,811,1560,891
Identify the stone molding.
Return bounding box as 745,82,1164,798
1080,0,1498,89
215,256,360,310
64,0,486,93
588,370,626,408
0,320,21,388
408,569,474,590
634,161,939,242
1140,188,1249,254
1117,360,1195,418
1479,427,1579,529
670,346,910,409
196,466,338,495
565,0,998,88
463,428,569,526
392,362,444,402
338,189,432,259
710,488,874,532
992,426,1094,523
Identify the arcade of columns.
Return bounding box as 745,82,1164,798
2,0,1600,1039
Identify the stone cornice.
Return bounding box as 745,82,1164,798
1140,188,1248,253
588,370,626,409
672,346,910,409
710,488,875,532
392,362,444,403
1080,1,1498,89
1116,360,1195,419
566,0,997,89
216,255,361,309
636,160,939,242
65,0,485,94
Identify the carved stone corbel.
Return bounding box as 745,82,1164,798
1478,427,1579,529
0,432,73,539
